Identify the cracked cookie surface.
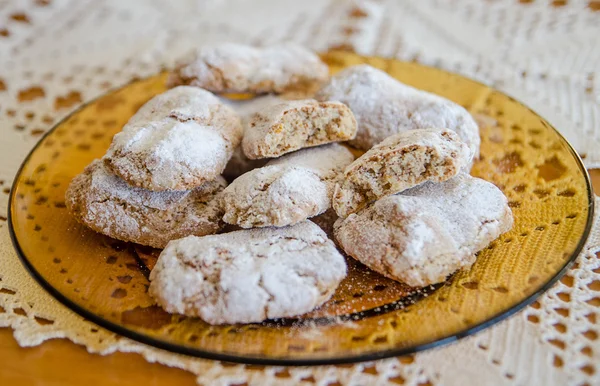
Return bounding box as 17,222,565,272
333,128,471,218
315,64,480,158
149,221,347,324
334,174,513,287
104,86,242,191
221,144,354,228
168,43,329,94
65,160,225,248
242,99,357,159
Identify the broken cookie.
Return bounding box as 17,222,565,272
333,128,471,218
242,99,357,159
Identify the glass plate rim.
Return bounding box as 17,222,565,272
7,56,595,366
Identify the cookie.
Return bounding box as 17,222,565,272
168,43,329,94
128,86,239,127
334,174,513,287
149,221,347,324
242,99,357,159
332,128,471,218
315,64,480,158
65,160,225,248
221,144,354,228
104,86,242,191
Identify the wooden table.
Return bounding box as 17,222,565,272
2,170,599,385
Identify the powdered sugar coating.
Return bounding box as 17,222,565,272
104,86,243,191
168,43,329,94
65,160,226,248
221,144,354,228
149,221,347,324
333,128,471,218
315,65,480,157
242,99,357,159
334,174,513,287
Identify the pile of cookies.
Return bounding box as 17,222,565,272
66,43,513,325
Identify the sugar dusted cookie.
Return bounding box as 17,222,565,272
315,64,480,157
168,43,329,94
149,221,347,324
104,86,242,191
334,174,513,287
333,128,471,218
128,86,237,126
65,160,225,248
221,144,354,228
242,99,357,159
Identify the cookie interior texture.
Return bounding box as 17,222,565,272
242,99,357,159
333,128,471,218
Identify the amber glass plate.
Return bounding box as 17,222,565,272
8,51,594,365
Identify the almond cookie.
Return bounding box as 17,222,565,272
104,86,242,191
333,128,471,218
315,64,480,157
168,43,329,94
242,99,357,159
66,160,225,248
221,144,354,228
149,221,347,324
334,174,513,287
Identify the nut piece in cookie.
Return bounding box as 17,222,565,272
221,144,354,228
168,43,329,94
242,99,357,159
334,174,513,287
149,221,347,324
104,86,242,191
65,160,225,248
315,64,480,158
333,128,471,218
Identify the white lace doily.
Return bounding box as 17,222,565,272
0,1,599,385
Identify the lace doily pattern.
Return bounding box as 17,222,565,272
0,1,599,385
